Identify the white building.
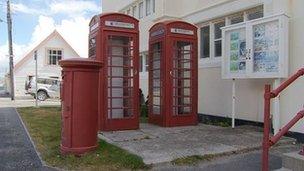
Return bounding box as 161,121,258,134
7,30,80,97
102,0,304,136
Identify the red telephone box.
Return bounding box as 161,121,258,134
148,21,198,127
89,13,139,131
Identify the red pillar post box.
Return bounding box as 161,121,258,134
89,13,140,131
148,21,198,127
59,58,102,155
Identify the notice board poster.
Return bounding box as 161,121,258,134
253,21,279,73
229,29,246,73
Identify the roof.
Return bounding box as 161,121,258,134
14,30,80,72
89,12,139,26
149,20,197,32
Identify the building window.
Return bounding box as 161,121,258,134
247,7,264,20
139,53,149,72
200,26,210,58
139,2,144,19
214,21,225,57
152,0,155,13
145,55,149,71
199,6,263,61
230,14,244,24
139,54,143,72
132,6,137,17
48,49,62,65
146,0,151,16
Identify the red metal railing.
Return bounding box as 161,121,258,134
262,68,304,171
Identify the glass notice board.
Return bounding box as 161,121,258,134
222,14,289,79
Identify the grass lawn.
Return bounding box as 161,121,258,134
18,107,148,171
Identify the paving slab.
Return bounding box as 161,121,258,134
99,123,295,164
0,107,56,170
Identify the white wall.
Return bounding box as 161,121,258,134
103,0,304,134
279,0,304,133
102,0,134,13
14,34,79,96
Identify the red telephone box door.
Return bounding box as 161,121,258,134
169,39,197,125
103,32,139,131
148,40,164,125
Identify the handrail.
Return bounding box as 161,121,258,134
262,68,304,171
271,68,304,97
270,110,304,145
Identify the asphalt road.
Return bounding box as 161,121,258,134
153,143,302,171
0,107,54,170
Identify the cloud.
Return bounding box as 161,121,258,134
11,0,100,17
11,3,45,15
56,17,90,57
0,42,28,69
30,15,90,57
31,16,56,43
50,0,100,16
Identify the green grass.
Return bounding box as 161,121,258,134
140,104,148,123
204,117,231,127
18,107,148,171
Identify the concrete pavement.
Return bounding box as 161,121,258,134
0,97,61,108
99,123,295,165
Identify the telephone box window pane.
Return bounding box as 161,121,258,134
153,60,160,69
107,35,134,119
153,87,160,96
152,70,160,78
153,79,160,87
150,42,162,115
153,106,160,115
173,41,193,115
109,57,132,67
200,26,210,58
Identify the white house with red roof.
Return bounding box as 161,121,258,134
6,30,80,97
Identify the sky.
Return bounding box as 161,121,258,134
0,0,102,77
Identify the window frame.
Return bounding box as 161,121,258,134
152,0,155,13
146,0,151,16
139,54,143,72
198,6,263,68
139,1,144,19
46,48,63,66
132,5,137,17
139,52,149,73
